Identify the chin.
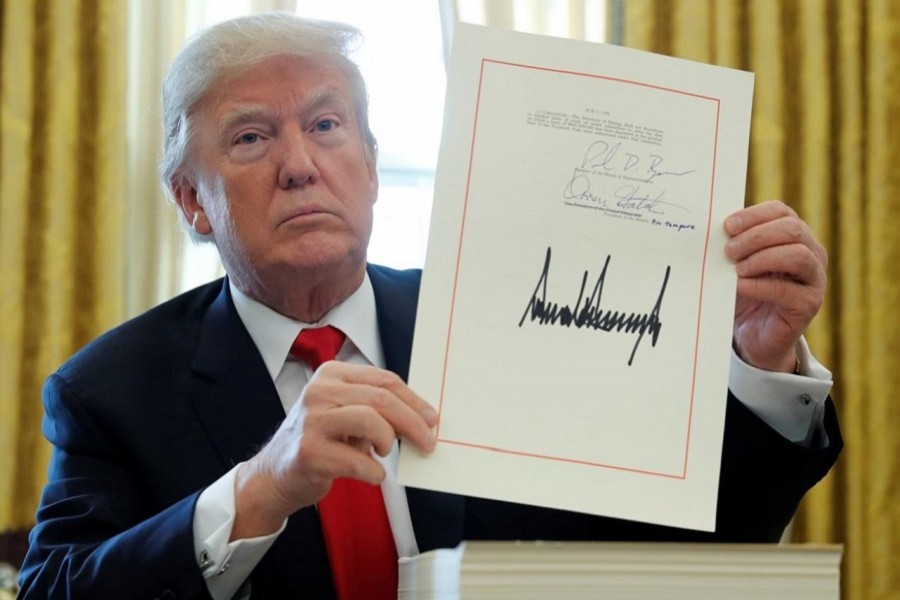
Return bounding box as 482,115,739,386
283,243,366,276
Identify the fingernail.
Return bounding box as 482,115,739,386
424,407,438,425
725,215,741,234
724,239,739,259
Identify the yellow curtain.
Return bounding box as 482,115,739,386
622,1,899,598
0,0,126,532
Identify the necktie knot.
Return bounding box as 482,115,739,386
290,326,346,370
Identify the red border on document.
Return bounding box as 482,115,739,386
435,58,721,481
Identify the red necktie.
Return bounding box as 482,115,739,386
291,326,399,600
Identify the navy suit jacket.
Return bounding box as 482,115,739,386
19,264,842,599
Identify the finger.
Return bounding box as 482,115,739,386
725,214,822,265
734,244,825,322
724,200,797,236
332,363,438,424
308,364,438,450
734,243,826,285
734,277,822,321
302,380,436,453
302,437,387,486
250,423,387,513
312,404,398,457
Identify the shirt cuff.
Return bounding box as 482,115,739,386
728,337,833,446
193,464,287,600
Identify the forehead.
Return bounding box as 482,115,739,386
197,54,354,121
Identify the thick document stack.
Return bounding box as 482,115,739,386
398,541,842,599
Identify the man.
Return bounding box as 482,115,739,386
19,12,841,600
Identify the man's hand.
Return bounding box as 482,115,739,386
725,200,828,373
230,363,438,539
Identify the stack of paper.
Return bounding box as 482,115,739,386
398,542,842,600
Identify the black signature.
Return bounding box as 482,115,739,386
644,155,695,183
579,140,695,183
563,173,688,216
614,184,667,213
519,247,671,366
563,172,608,206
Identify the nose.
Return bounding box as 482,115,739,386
277,127,320,189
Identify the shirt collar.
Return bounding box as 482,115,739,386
229,273,385,380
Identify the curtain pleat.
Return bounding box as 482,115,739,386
623,2,900,598
0,0,126,531
124,0,187,318
862,2,900,596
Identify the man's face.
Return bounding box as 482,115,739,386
175,55,377,306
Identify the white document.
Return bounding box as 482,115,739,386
398,23,754,532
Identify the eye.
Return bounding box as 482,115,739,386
235,132,260,145
314,118,338,133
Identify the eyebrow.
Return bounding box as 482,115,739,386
300,87,354,122
218,86,351,129
218,106,270,136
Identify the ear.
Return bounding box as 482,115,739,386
172,175,213,236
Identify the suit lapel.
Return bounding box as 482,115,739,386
188,281,286,468
368,265,467,551
368,264,418,381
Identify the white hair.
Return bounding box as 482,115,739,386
159,12,377,240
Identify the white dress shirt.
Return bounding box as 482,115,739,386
192,275,833,600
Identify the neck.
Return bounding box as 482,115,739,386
234,263,366,322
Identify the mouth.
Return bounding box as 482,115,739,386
279,205,331,226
